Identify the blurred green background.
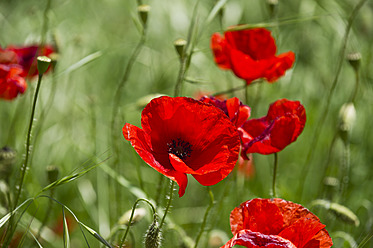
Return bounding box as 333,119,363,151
1,0,373,247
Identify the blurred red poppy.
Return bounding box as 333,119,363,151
222,198,333,248
123,96,240,197
240,99,306,156
237,154,255,179
200,96,251,129
0,64,27,100
211,28,295,84
6,45,55,77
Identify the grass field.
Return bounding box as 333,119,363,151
1,0,373,247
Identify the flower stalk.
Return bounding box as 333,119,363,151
271,153,278,198
194,187,214,248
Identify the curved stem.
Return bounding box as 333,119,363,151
298,0,368,201
159,180,175,229
194,187,214,248
212,84,247,97
272,153,278,198
120,198,157,247
13,74,44,209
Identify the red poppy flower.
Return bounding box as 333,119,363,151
200,96,251,129
222,198,333,248
123,96,240,197
240,99,306,156
211,28,295,84
237,154,255,179
6,45,55,77
0,64,27,100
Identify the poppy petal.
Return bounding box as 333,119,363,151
265,52,295,82
211,33,231,69
222,229,297,248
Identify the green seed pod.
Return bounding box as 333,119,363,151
138,4,150,27
144,219,161,248
174,38,187,60
46,165,59,184
37,56,52,75
346,52,361,72
338,102,356,143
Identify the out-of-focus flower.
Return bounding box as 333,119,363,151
0,64,27,100
237,154,255,179
222,198,333,248
6,44,55,77
211,28,295,84
123,96,240,197
240,99,306,156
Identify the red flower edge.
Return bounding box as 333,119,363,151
222,198,333,248
0,64,27,100
123,96,240,197
211,28,295,84
240,99,306,156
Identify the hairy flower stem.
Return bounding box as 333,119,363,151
350,68,360,104
13,74,44,209
271,153,278,198
298,0,368,201
120,198,156,247
339,141,351,203
159,180,175,230
194,187,214,248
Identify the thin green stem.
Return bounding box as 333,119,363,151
350,68,360,104
339,141,350,203
272,153,278,198
120,198,156,247
13,74,44,209
212,84,247,97
159,180,175,229
154,174,165,209
194,187,214,248
298,0,368,201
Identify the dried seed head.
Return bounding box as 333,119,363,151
346,52,361,71
138,4,150,26
144,220,161,248
46,165,59,184
174,38,187,60
118,207,147,226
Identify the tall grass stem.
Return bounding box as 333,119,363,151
194,187,214,248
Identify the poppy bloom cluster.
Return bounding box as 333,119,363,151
222,198,333,248
240,99,306,157
0,44,55,100
211,27,295,84
123,96,240,197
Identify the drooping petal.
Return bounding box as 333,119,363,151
211,33,231,69
222,229,297,248
264,52,296,82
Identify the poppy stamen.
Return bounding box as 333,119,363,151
167,138,192,160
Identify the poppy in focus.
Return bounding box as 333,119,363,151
240,99,306,156
123,96,240,197
211,28,295,84
0,64,27,100
222,198,333,248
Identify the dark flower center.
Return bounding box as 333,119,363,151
167,138,192,160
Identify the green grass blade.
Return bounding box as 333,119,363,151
80,222,113,248
62,208,70,248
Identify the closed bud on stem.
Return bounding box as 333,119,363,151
346,52,361,72
37,56,52,75
0,146,16,182
138,4,150,27
338,102,356,143
266,0,278,17
174,38,187,60
144,219,161,248
118,207,146,225
46,165,59,184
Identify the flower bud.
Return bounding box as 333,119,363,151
37,56,52,75
346,52,361,72
208,230,229,248
138,4,150,27
174,38,187,60
338,102,356,143
49,53,59,70
118,207,147,226
0,146,16,182
46,165,59,184
144,219,161,248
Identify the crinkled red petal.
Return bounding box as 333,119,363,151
224,28,277,60
222,229,297,248
264,52,295,82
211,33,231,69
